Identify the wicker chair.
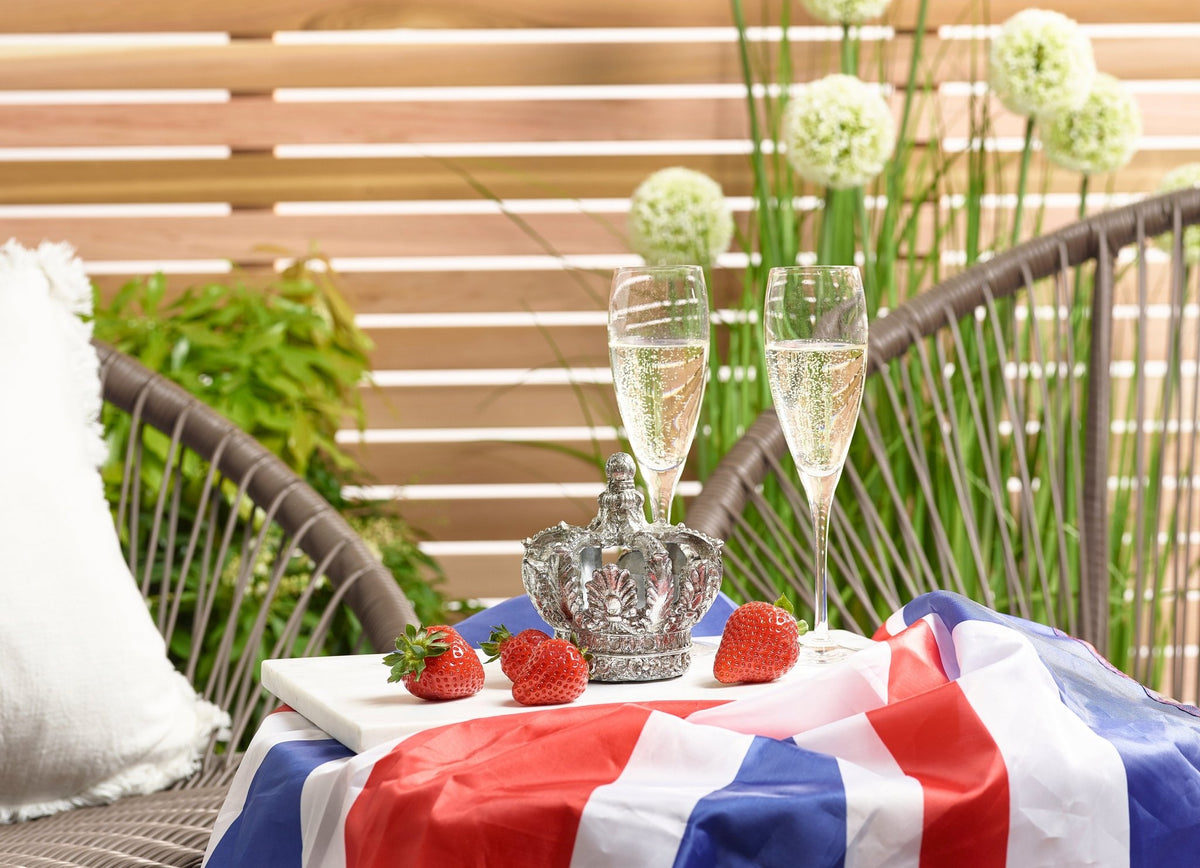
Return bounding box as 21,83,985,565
0,344,420,868
688,188,1200,700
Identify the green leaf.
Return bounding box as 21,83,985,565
169,337,190,372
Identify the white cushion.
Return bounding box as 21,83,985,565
0,240,228,823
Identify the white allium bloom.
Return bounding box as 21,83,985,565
628,167,734,267
782,74,896,190
1156,163,1200,266
1043,74,1141,175
989,9,1096,118
801,0,892,25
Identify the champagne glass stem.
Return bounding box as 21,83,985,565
644,465,683,524
800,471,839,647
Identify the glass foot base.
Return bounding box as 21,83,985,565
798,633,859,664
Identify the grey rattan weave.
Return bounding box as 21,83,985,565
688,188,1200,700
0,344,420,867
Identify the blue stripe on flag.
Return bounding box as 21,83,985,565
673,736,847,868
206,737,354,868
1018,625,1200,868
901,591,1200,868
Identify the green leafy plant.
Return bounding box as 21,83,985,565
95,261,369,477
93,261,448,678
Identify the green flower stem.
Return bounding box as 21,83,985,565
731,0,781,269
840,25,859,75
1010,116,1036,247
856,189,878,309
877,0,929,306
819,188,845,266
825,187,862,267
773,2,795,230
819,189,834,265
966,136,986,266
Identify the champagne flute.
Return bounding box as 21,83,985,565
608,265,710,524
763,266,868,662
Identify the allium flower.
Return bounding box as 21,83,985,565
1043,74,1141,175
1155,163,1200,265
628,167,734,267
800,0,892,25
782,74,896,189
989,9,1096,118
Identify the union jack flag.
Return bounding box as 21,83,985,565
205,592,1200,867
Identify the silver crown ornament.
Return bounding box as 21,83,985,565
521,453,723,682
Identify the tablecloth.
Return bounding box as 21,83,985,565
203,591,1200,868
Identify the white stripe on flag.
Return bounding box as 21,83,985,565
836,752,924,868
570,711,755,867
952,620,1130,867
685,641,893,738
923,612,962,680
298,757,354,868
299,734,416,868
789,645,923,868
203,711,332,866
882,608,908,636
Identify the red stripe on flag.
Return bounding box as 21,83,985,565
885,617,949,700
345,700,723,868
868,618,1010,868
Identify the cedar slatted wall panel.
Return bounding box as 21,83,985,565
3,0,1198,598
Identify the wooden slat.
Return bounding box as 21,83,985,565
385,494,609,543
358,383,618,430
0,97,753,148
0,149,1190,207
3,91,1193,149
928,92,1200,142
1,0,800,33
345,439,619,486
1110,317,1200,363
381,484,708,545
7,202,1170,276
335,269,610,315
364,324,606,371
428,552,527,600
339,267,750,314
2,211,651,262
1,35,1196,92
0,40,822,91
1,0,1190,35
107,262,1165,318
1,153,711,205
386,482,711,537
90,269,620,314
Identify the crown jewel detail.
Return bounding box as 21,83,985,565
521,453,723,682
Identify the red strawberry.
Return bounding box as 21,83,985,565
384,624,485,701
511,637,590,706
713,597,804,684
480,624,551,681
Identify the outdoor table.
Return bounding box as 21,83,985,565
202,592,1200,867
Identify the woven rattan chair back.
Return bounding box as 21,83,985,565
0,345,418,868
688,188,1200,701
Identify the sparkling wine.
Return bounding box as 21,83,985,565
766,339,867,478
609,336,708,471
